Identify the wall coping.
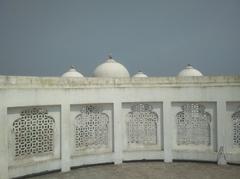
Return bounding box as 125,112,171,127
0,75,240,89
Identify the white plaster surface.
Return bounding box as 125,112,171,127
0,75,240,178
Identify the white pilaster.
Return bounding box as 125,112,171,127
217,101,227,165
113,102,123,164
61,104,71,172
163,101,173,162
0,105,9,179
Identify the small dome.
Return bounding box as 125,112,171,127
133,71,148,78
93,55,130,78
178,64,203,76
62,66,84,77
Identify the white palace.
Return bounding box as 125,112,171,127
0,55,240,178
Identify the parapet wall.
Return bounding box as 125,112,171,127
0,75,240,178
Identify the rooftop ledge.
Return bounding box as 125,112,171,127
0,75,240,89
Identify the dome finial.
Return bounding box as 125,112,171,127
186,64,194,69
106,54,116,63
70,65,75,69
108,54,113,59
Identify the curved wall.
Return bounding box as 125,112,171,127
0,76,240,178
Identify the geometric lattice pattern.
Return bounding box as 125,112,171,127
12,108,55,158
126,104,158,146
75,105,109,150
176,104,211,145
232,108,240,147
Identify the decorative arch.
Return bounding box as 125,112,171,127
13,108,55,158
176,104,211,145
126,104,159,146
75,105,109,150
232,108,240,146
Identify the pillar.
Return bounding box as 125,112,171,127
163,101,173,162
113,102,123,164
0,105,9,179
61,104,71,172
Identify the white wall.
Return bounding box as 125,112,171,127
0,76,240,178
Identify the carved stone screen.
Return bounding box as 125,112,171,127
12,108,55,158
74,104,110,150
232,109,240,146
176,104,211,145
126,104,159,146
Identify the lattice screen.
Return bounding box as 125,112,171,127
232,109,240,147
12,108,55,158
75,105,109,150
126,104,158,145
176,104,211,145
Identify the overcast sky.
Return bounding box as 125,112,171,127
0,0,239,77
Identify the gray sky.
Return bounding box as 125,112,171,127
0,0,239,77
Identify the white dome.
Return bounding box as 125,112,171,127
62,66,84,77
178,64,203,77
133,71,148,78
93,56,130,78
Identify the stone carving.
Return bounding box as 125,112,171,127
75,105,109,150
13,108,55,158
232,108,240,146
176,104,211,145
126,104,158,145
